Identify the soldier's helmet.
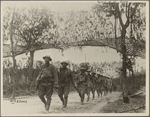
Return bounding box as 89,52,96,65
61,61,69,66
80,62,90,71
43,55,52,61
80,63,87,70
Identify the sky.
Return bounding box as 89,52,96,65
16,47,121,64
14,46,145,70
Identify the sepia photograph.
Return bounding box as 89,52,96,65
1,1,149,116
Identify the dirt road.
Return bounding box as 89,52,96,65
2,91,121,116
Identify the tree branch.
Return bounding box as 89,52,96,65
117,3,124,27
125,3,138,28
17,30,29,45
125,3,131,28
125,3,128,18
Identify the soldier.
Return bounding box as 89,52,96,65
89,71,96,99
58,61,77,110
96,72,104,97
103,76,109,96
76,64,90,105
106,77,113,93
91,71,99,97
86,69,93,101
36,55,58,113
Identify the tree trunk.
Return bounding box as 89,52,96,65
114,16,118,53
120,70,123,91
30,51,34,68
121,27,128,103
9,9,17,101
130,17,135,92
131,66,135,92
12,59,17,99
28,51,35,91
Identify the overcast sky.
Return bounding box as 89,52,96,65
14,46,145,70
16,47,121,63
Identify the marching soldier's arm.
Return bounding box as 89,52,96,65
57,69,60,84
52,65,59,86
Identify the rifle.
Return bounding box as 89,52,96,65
35,66,54,89
35,72,42,90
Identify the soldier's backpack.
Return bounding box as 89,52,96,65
77,72,86,83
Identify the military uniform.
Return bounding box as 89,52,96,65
89,72,96,99
76,66,90,104
36,56,58,112
106,77,113,93
92,72,101,97
58,65,76,108
96,74,105,97
100,75,108,96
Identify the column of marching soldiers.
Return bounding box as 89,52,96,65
36,55,116,113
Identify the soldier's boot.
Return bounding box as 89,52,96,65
58,95,64,107
100,90,102,98
63,96,68,110
45,98,51,112
87,92,90,102
79,93,82,102
39,95,46,107
81,94,84,105
92,91,95,99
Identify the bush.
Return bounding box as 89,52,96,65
113,72,146,94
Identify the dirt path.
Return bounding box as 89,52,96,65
2,91,121,116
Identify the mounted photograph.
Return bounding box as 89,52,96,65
1,1,149,116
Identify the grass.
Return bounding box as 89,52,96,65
100,96,145,113
100,73,146,113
